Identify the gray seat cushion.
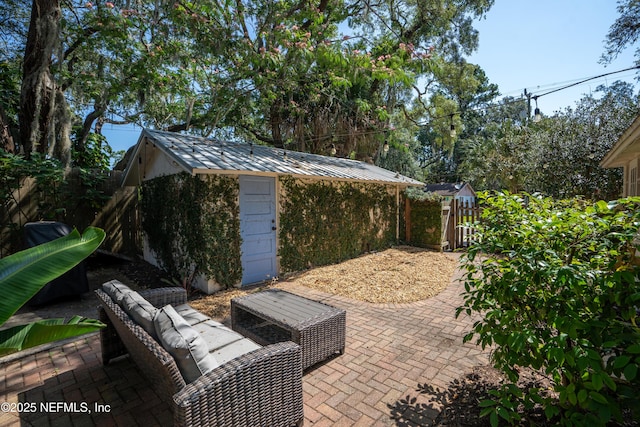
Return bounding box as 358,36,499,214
173,307,261,365
154,305,219,383
193,320,246,352
209,338,261,366
174,304,213,326
121,291,158,339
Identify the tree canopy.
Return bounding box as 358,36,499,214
602,0,640,64
457,82,640,200
3,0,638,201
0,0,494,169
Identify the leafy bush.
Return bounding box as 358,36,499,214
458,192,640,426
405,186,441,202
0,227,106,355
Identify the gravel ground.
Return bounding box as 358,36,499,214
283,246,458,303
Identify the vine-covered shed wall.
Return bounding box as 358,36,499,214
122,129,423,293
278,176,399,273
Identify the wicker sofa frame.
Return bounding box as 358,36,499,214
96,287,304,427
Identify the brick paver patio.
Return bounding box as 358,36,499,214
0,256,490,426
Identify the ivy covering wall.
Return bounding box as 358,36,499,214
405,188,442,249
141,172,242,289
279,176,398,272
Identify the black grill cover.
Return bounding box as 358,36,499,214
24,222,89,306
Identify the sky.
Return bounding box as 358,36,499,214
103,1,639,155
468,0,638,116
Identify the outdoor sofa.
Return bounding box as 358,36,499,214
96,280,304,427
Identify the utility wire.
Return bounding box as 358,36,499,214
533,65,640,99
428,64,640,123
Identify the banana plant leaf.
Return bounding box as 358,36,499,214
0,227,106,326
0,316,105,356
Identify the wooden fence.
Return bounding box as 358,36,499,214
1,169,140,257
442,199,481,251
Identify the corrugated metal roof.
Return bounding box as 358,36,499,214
133,129,423,186
424,182,472,196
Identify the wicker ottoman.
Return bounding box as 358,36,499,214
231,289,346,370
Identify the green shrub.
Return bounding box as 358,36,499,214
458,192,640,426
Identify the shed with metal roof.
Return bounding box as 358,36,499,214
122,129,422,187
123,129,423,293
424,182,476,206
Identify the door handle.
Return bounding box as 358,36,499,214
272,226,277,231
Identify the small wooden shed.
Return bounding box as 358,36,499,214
423,182,476,206
121,129,423,292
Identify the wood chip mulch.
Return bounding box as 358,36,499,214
189,246,459,320
284,246,459,304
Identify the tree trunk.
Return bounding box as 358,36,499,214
18,0,61,158
0,105,15,153
270,103,283,148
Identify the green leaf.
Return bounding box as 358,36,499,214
546,405,560,421
490,410,498,427
602,374,617,392
613,355,631,369
480,407,494,417
595,200,609,212
0,227,105,326
591,372,604,391
0,316,105,356
623,363,638,381
577,389,588,405
479,399,497,408
496,406,511,421
626,344,640,354
589,391,608,405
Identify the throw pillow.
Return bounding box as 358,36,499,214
154,305,219,383
101,280,132,305
122,291,158,339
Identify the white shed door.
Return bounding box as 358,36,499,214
239,176,277,285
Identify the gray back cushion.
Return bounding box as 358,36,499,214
154,305,219,383
121,291,158,339
102,280,133,305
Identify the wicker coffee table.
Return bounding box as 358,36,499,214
231,289,346,370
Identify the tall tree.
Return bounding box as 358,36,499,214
602,0,640,64
418,62,500,183
18,0,70,163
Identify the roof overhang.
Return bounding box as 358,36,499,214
601,114,640,169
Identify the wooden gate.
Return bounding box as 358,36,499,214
442,199,480,251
